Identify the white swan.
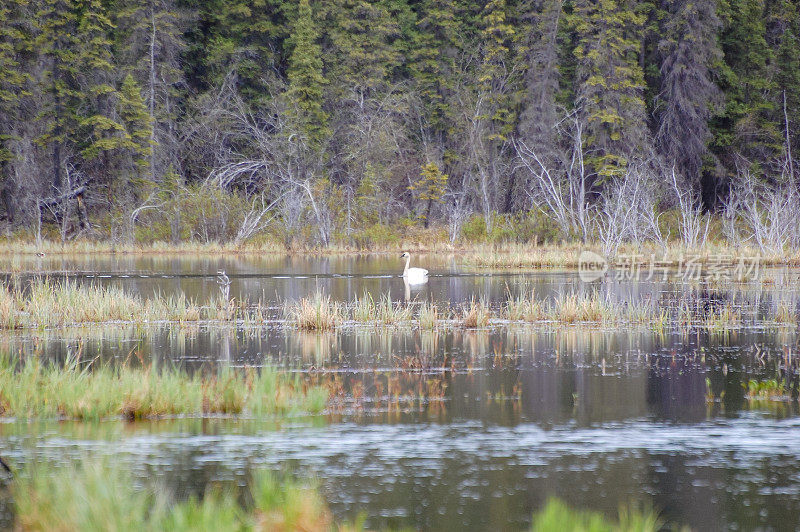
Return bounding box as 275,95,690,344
401,252,428,284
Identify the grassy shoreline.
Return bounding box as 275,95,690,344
0,355,326,421
2,238,800,268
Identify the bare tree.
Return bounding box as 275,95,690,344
727,167,799,253
595,164,666,256
668,167,709,248
515,114,591,242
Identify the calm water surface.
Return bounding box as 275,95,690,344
2,254,800,530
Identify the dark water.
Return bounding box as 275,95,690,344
2,255,800,530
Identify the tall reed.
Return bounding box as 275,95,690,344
284,292,343,331
461,298,492,327
418,302,442,330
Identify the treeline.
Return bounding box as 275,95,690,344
0,0,799,249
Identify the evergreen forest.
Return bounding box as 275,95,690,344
1,0,799,250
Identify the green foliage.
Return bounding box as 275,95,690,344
13,460,333,531
745,378,787,399
461,212,561,244
530,498,662,532
409,0,465,134
351,222,400,248
5,0,800,243
713,0,782,167
134,183,253,243
0,350,326,418
410,162,447,226
570,0,648,179
117,74,153,171
323,0,401,98
285,0,329,145
0,0,30,168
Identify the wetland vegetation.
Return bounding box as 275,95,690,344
0,354,326,421
4,275,798,333
3,0,800,526
1,254,800,530
8,459,666,532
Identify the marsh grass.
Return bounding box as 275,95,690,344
418,302,443,330
745,378,788,400
549,293,614,324
5,280,795,332
703,304,742,332
0,280,216,329
13,459,336,532
462,241,788,270
352,293,377,323
461,298,492,327
463,244,584,269
284,292,344,331
505,291,548,322
351,293,412,325
774,301,797,324
375,294,413,324
530,498,663,532
0,355,326,420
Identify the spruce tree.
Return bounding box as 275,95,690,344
35,0,82,191
767,0,800,173
181,0,286,98
285,0,328,146
113,0,186,183
655,0,722,193
570,0,649,179
75,0,127,162
118,74,154,173
35,0,126,191
0,0,29,176
714,0,779,172
410,0,463,139
519,0,564,149
323,0,401,101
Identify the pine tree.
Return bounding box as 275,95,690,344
118,74,154,170
479,0,518,139
519,0,564,149
570,0,649,179
714,0,780,172
476,0,523,214
654,0,722,193
0,0,29,174
323,0,401,101
410,162,448,227
767,0,800,173
35,0,82,191
285,0,328,146
35,0,126,191
0,0,30,223
409,0,463,138
180,0,285,95
113,0,186,181
76,0,128,162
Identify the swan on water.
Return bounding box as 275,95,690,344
401,252,428,284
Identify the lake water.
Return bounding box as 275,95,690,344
1,254,800,530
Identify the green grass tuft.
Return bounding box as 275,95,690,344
530,498,663,532
13,459,335,531
0,354,326,420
